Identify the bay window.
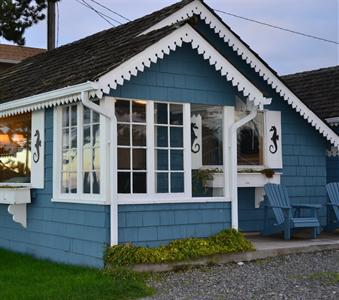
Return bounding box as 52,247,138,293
0,113,31,183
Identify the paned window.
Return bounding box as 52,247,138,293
56,102,101,200
154,103,184,193
116,100,147,194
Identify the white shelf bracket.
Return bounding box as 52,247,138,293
8,204,27,228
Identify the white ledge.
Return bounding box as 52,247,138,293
0,187,31,228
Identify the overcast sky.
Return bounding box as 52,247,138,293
1,0,338,75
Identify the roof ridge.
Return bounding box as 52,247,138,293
282,65,339,78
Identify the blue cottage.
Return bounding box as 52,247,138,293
0,0,338,267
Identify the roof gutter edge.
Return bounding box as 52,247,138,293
0,81,99,116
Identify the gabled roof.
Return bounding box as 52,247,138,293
0,0,338,147
0,0,194,104
0,44,45,64
282,66,339,120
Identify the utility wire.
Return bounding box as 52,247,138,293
74,0,116,27
213,8,338,45
81,0,121,25
87,0,131,22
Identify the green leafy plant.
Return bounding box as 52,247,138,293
105,229,254,267
260,168,275,178
192,168,222,192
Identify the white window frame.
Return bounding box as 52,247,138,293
52,102,109,205
117,99,192,203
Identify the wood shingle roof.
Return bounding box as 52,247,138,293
0,0,194,104
282,66,339,120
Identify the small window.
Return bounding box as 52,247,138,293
155,103,184,193
0,113,31,183
61,105,78,193
56,102,102,201
116,100,147,194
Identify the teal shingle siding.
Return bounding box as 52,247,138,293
0,109,110,267
118,203,231,246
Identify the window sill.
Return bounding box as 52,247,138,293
237,172,281,188
117,196,231,205
51,197,110,205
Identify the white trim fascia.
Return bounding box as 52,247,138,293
0,81,102,117
98,24,269,108
140,0,339,147
326,117,339,127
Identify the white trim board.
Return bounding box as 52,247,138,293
98,24,270,108
141,0,339,148
0,82,101,117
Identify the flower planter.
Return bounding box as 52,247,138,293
237,172,280,188
0,187,31,204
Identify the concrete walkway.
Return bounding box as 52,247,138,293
248,231,339,252
133,231,339,273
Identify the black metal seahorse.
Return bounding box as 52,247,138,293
191,122,200,153
269,125,279,154
33,130,41,163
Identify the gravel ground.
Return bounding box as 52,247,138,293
144,250,339,300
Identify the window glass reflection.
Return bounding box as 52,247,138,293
0,113,31,183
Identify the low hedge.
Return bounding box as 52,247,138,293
105,229,254,267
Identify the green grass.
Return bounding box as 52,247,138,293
308,272,339,285
0,248,153,300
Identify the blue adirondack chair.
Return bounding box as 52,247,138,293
262,183,321,240
325,183,339,231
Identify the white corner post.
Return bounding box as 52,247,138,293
229,107,257,230
80,91,118,246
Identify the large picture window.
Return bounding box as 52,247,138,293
0,113,31,183
191,105,224,197
116,99,188,197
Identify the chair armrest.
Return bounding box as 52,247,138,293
264,204,290,209
291,204,322,209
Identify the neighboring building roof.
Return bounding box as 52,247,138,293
282,66,339,120
0,0,194,104
0,44,45,64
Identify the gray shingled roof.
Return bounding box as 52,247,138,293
0,0,194,104
282,66,339,120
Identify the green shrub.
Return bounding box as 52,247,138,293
105,229,254,267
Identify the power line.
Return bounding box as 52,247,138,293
81,0,121,25
213,8,339,45
74,0,116,27
87,0,131,22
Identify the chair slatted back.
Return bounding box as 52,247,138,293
264,183,291,225
326,182,339,221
